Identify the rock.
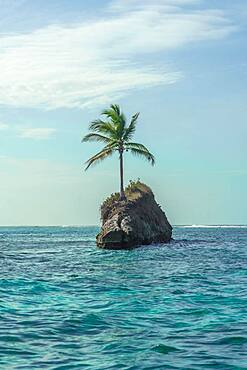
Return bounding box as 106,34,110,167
97,181,172,249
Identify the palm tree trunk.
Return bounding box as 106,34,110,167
119,149,125,200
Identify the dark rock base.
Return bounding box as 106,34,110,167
97,182,172,249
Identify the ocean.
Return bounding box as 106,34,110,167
0,226,246,369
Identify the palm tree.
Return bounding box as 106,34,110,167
82,104,155,200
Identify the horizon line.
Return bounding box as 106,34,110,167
0,224,247,228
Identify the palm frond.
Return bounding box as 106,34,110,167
89,119,117,138
116,113,127,140
82,104,155,175
85,144,117,170
102,104,126,128
89,119,104,130
81,133,112,144
123,112,139,141
100,104,129,141
111,104,121,116
102,104,120,119
126,142,151,151
127,146,155,166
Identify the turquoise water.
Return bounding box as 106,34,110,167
0,226,247,370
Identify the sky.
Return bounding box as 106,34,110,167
0,0,246,226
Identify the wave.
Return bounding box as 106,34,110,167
178,225,247,228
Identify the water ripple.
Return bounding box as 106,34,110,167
0,226,246,369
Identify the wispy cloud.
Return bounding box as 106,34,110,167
0,0,235,110
0,120,55,139
0,123,9,130
19,128,56,140
109,0,201,11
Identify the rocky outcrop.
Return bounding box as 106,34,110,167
97,181,172,249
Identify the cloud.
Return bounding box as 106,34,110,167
0,0,235,110
0,123,8,130
0,121,55,139
109,0,201,11
19,128,56,140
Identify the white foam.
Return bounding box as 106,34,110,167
178,225,247,228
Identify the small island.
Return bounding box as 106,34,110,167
82,104,172,249
97,181,172,249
